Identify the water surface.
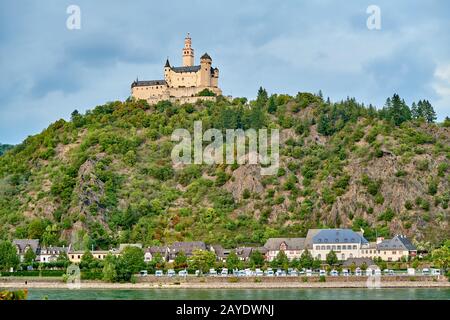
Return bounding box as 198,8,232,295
24,288,450,300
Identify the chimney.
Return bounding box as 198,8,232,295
376,237,384,244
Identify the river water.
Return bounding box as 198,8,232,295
25,288,450,300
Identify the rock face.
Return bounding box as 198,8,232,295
71,158,106,224
224,164,264,200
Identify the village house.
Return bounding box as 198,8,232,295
144,246,169,262
67,250,117,263
360,235,418,261
210,244,230,262
39,246,68,263
264,238,305,262
168,241,207,262
12,239,40,262
310,229,369,261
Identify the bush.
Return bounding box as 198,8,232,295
319,275,326,282
0,289,28,300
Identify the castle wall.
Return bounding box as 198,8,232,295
167,70,198,88
131,85,169,100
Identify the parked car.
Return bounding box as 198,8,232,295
221,268,229,276
342,269,349,276
178,270,188,277
167,269,176,277
355,268,362,276
265,268,274,277
289,269,298,276
306,269,313,277
139,270,148,277
155,270,163,277
431,269,441,276
374,269,382,276
195,270,201,276
319,269,326,277
244,268,254,277
422,268,430,275
330,270,338,276
407,268,415,276
388,269,395,276
237,270,246,277
275,269,286,276
209,268,218,276
255,269,264,277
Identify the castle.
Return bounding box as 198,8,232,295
131,33,222,104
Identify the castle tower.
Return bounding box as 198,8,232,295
200,53,212,87
182,33,194,67
164,58,171,85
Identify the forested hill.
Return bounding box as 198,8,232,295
0,91,449,252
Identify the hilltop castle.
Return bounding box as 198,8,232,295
131,33,222,104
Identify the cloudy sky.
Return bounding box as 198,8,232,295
1,0,449,144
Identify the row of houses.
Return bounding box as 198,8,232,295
12,228,417,265
140,229,417,263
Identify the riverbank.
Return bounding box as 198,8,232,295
1,276,449,289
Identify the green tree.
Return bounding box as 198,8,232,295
174,251,188,270
102,254,118,282
312,257,322,269
271,250,289,269
249,250,265,268
431,242,450,271
120,246,145,274
23,247,36,264
414,100,437,123
299,249,314,269
326,250,338,265
0,241,20,272
226,251,240,270
256,87,268,108
382,94,411,126
267,96,277,114
80,250,95,269
188,249,216,273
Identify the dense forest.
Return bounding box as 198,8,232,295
0,90,449,252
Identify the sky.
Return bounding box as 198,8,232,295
0,0,449,144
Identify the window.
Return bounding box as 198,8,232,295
341,254,345,260
326,245,330,250
353,245,357,250
337,246,341,250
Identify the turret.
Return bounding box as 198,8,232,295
182,33,194,66
164,58,171,83
200,53,212,87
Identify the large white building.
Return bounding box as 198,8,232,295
264,229,416,262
